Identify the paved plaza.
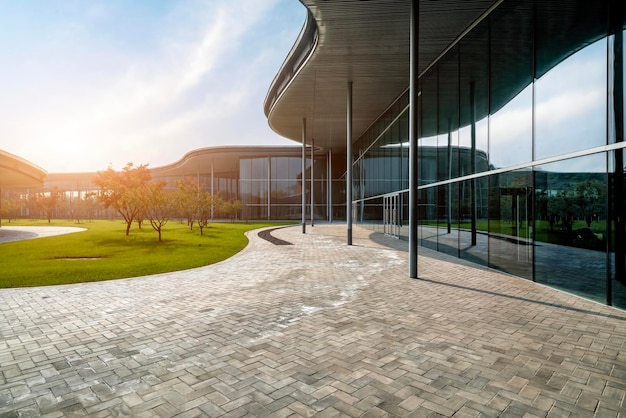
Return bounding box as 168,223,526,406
1,224,626,417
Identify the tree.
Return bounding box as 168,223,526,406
82,192,101,222
174,177,202,230
195,192,222,236
93,163,152,236
66,192,102,224
35,187,61,223
223,199,242,222
572,180,606,228
1,192,22,223
143,182,173,242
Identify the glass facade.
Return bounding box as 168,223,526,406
239,153,330,221
353,0,626,308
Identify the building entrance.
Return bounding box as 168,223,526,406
383,193,401,238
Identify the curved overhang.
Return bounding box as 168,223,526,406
266,0,500,150
266,0,623,150
42,146,324,191
149,145,320,178
0,149,47,189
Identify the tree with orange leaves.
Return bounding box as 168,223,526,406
92,162,152,236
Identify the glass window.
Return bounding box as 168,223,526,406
535,153,607,303
535,39,608,159
419,70,438,148
250,158,269,181
488,170,533,280
489,0,533,168
270,181,295,204
239,158,251,180
458,178,489,267
609,147,626,308
456,125,490,268
460,24,489,171
418,185,437,252
489,85,533,169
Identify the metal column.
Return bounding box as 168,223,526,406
347,82,353,245
610,4,625,300
302,118,307,234
267,156,271,220
311,138,315,227
447,120,452,234
210,161,214,220
470,82,477,246
408,0,419,278
328,149,333,223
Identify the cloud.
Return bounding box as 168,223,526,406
0,0,302,172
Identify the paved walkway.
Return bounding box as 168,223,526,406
0,226,86,244
1,224,625,417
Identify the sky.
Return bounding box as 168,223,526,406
0,0,305,173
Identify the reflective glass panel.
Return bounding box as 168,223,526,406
535,154,607,303
488,170,533,279
489,0,533,168
489,85,533,169
610,148,626,308
535,39,607,159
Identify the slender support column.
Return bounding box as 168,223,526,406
612,15,625,296
447,119,452,234
197,168,203,221
328,149,333,223
347,82,353,245
210,161,214,220
408,0,419,278
267,156,271,220
470,82,477,246
311,138,315,226
302,118,307,234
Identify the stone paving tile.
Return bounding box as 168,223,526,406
1,224,626,417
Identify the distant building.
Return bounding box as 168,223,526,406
0,149,46,190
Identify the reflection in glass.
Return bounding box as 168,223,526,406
488,0,533,169
534,154,607,303
535,39,607,159
488,170,533,280
488,85,533,168
610,149,626,308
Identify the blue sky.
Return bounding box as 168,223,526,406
0,0,305,173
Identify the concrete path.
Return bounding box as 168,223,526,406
0,224,625,417
0,226,85,244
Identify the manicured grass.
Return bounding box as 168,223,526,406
0,220,292,288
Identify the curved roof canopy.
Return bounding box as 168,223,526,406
266,0,500,150
266,0,619,150
0,150,46,189
150,146,315,178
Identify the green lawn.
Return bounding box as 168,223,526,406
0,219,291,288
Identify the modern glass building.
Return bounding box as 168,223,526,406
28,146,338,222
265,0,626,308
149,146,342,221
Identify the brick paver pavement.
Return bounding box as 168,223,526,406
1,224,626,417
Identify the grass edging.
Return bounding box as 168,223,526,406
0,220,294,288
